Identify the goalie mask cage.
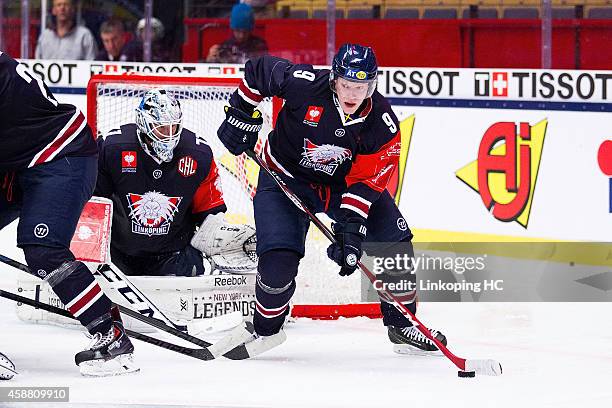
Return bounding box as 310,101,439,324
87,74,381,320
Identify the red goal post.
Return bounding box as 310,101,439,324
86,74,381,320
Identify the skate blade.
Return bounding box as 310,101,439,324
393,344,444,357
79,353,140,377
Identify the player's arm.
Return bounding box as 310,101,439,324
191,159,227,224
342,133,400,220
218,56,318,155
327,107,401,276
93,132,117,198
228,55,310,113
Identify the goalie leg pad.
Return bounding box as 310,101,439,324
253,249,300,336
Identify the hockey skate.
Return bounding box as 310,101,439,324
388,325,447,356
75,308,139,377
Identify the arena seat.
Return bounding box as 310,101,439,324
347,8,375,18
422,8,458,19
588,7,612,18
312,8,346,18
383,8,420,18
503,7,539,18
462,7,499,18
551,7,578,18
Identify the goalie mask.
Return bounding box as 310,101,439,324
330,43,378,98
136,89,183,162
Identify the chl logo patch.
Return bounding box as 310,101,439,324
303,106,324,127
121,151,137,173
153,169,163,179
34,223,49,238
178,156,198,177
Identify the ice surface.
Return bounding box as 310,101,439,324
1,222,611,407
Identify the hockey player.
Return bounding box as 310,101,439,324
0,51,137,376
217,44,447,354
94,89,257,278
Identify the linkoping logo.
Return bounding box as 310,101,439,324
126,191,182,236
299,139,352,176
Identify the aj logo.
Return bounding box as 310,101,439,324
456,120,547,227
597,140,612,212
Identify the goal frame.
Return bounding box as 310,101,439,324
86,73,381,320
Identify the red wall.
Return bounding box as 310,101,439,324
2,18,40,59
184,18,612,69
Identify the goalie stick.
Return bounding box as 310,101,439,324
0,255,254,360
246,150,502,376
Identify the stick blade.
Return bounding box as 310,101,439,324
465,359,503,376
187,311,243,335
207,321,254,359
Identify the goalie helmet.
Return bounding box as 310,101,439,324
330,43,378,98
135,89,183,162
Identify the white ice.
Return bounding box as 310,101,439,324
1,223,611,408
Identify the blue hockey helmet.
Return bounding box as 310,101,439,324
330,43,378,97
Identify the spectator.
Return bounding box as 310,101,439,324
122,17,171,62
206,3,268,64
96,18,132,61
35,0,98,60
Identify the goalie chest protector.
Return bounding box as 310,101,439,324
95,124,225,257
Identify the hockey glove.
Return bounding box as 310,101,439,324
217,106,263,156
326,218,367,276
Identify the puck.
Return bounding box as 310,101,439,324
458,370,476,378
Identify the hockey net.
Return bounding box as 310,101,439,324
86,74,380,319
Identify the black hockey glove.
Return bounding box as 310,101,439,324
327,217,367,277
217,106,263,156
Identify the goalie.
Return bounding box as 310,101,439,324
94,89,256,277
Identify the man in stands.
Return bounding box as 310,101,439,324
206,3,268,64
35,0,97,60
96,18,132,62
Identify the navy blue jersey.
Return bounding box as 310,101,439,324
95,124,226,257
0,52,96,171
229,55,401,220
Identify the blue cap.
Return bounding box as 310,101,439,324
230,3,254,31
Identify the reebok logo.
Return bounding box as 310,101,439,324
214,276,248,286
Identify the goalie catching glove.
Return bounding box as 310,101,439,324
191,213,258,273
217,106,263,155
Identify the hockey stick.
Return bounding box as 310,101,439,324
0,255,252,360
246,150,502,376
0,288,219,361
96,263,243,335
